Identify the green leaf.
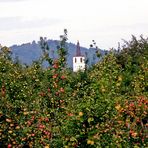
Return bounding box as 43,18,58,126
88,117,94,123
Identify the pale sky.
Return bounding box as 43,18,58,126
0,0,148,49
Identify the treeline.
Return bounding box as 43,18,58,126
0,35,147,147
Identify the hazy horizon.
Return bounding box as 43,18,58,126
0,0,148,49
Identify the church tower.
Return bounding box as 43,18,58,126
73,41,85,72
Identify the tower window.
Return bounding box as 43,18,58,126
80,58,82,63
75,58,77,63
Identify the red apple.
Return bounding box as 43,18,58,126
7,144,12,148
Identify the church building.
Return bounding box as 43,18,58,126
73,41,85,72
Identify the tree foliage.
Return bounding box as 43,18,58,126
0,35,147,147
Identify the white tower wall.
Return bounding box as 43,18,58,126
73,56,85,72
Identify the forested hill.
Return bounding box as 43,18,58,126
10,40,106,67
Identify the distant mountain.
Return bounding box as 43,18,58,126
10,39,107,67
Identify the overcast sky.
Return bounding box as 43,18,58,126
0,0,148,49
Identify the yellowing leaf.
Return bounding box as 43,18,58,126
115,104,121,110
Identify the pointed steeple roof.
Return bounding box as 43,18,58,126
76,41,81,56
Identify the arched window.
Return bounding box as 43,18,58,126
80,58,82,63
75,58,77,63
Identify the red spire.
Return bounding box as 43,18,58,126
76,41,81,56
